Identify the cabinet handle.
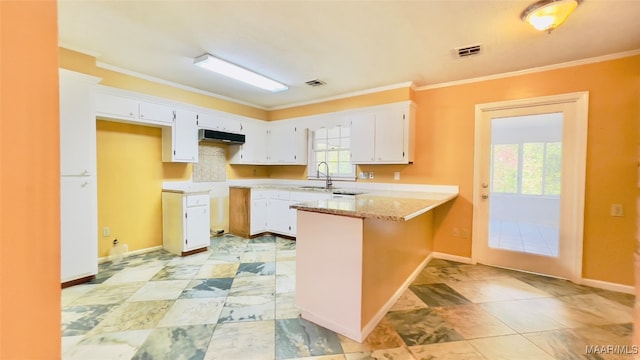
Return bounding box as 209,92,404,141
129,112,134,116
140,114,144,118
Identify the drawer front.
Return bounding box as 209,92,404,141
251,189,269,200
271,190,290,200
290,191,331,202
186,194,209,207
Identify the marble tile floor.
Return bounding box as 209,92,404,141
62,234,635,360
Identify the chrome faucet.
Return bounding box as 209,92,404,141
316,161,333,189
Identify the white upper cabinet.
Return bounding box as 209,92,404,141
96,92,172,127
268,122,307,164
349,113,376,163
59,70,101,175
138,101,174,125
349,101,415,164
230,121,307,165
162,109,199,163
197,111,220,130
95,93,138,122
229,120,268,164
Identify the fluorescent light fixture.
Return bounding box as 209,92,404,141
193,53,288,92
521,0,582,33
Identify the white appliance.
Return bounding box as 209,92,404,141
60,69,101,284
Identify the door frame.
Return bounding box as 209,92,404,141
472,92,589,282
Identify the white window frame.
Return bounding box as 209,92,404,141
307,125,356,181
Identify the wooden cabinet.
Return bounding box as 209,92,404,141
349,101,416,164
59,69,101,284
229,187,251,238
162,109,199,163
162,191,210,256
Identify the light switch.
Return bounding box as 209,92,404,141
394,172,400,180
103,227,111,237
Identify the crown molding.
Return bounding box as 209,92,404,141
415,49,640,91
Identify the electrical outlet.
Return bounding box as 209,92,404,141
103,227,110,237
452,227,460,237
611,204,624,217
393,171,400,180
368,171,374,179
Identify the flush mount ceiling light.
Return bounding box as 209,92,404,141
193,53,288,92
521,0,582,33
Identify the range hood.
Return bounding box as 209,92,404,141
198,129,245,145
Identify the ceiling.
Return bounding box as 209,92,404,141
58,1,640,110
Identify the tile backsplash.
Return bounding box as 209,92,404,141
193,144,227,182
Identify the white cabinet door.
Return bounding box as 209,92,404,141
60,176,97,282
185,205,210,251
60,72,97,175
229,121,267,164
374,108,405,163
268,124,291,163
138,101,174,126
349,113,376,163
268,199,293,235
291,126,308,165
171,109,199,162
197,112,220,130
267,123,308,164
95,93,138,121
219,116,244,134
250,198,268,235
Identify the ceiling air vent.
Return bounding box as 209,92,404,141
305,79,326,87
456,44,482,58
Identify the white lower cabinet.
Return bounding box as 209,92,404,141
247,189,332,237
162,191,210,255
268,198,294,236
250,190,269,235
61,176,98,283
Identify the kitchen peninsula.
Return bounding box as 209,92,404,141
291,190,457,342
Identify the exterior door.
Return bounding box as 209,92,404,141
473,92,588,281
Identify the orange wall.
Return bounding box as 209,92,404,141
0,0,61,358
269,55,640,286
268,86,413,120
413,56,639,285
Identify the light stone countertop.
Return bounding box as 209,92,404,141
229,182,458,221
161,188,211,195
291,191,457,221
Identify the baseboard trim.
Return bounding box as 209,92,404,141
430,252,475,265
359,253,433,341
98,245,164,264
580,278,634,295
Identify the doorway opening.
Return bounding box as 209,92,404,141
489,113,562,257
